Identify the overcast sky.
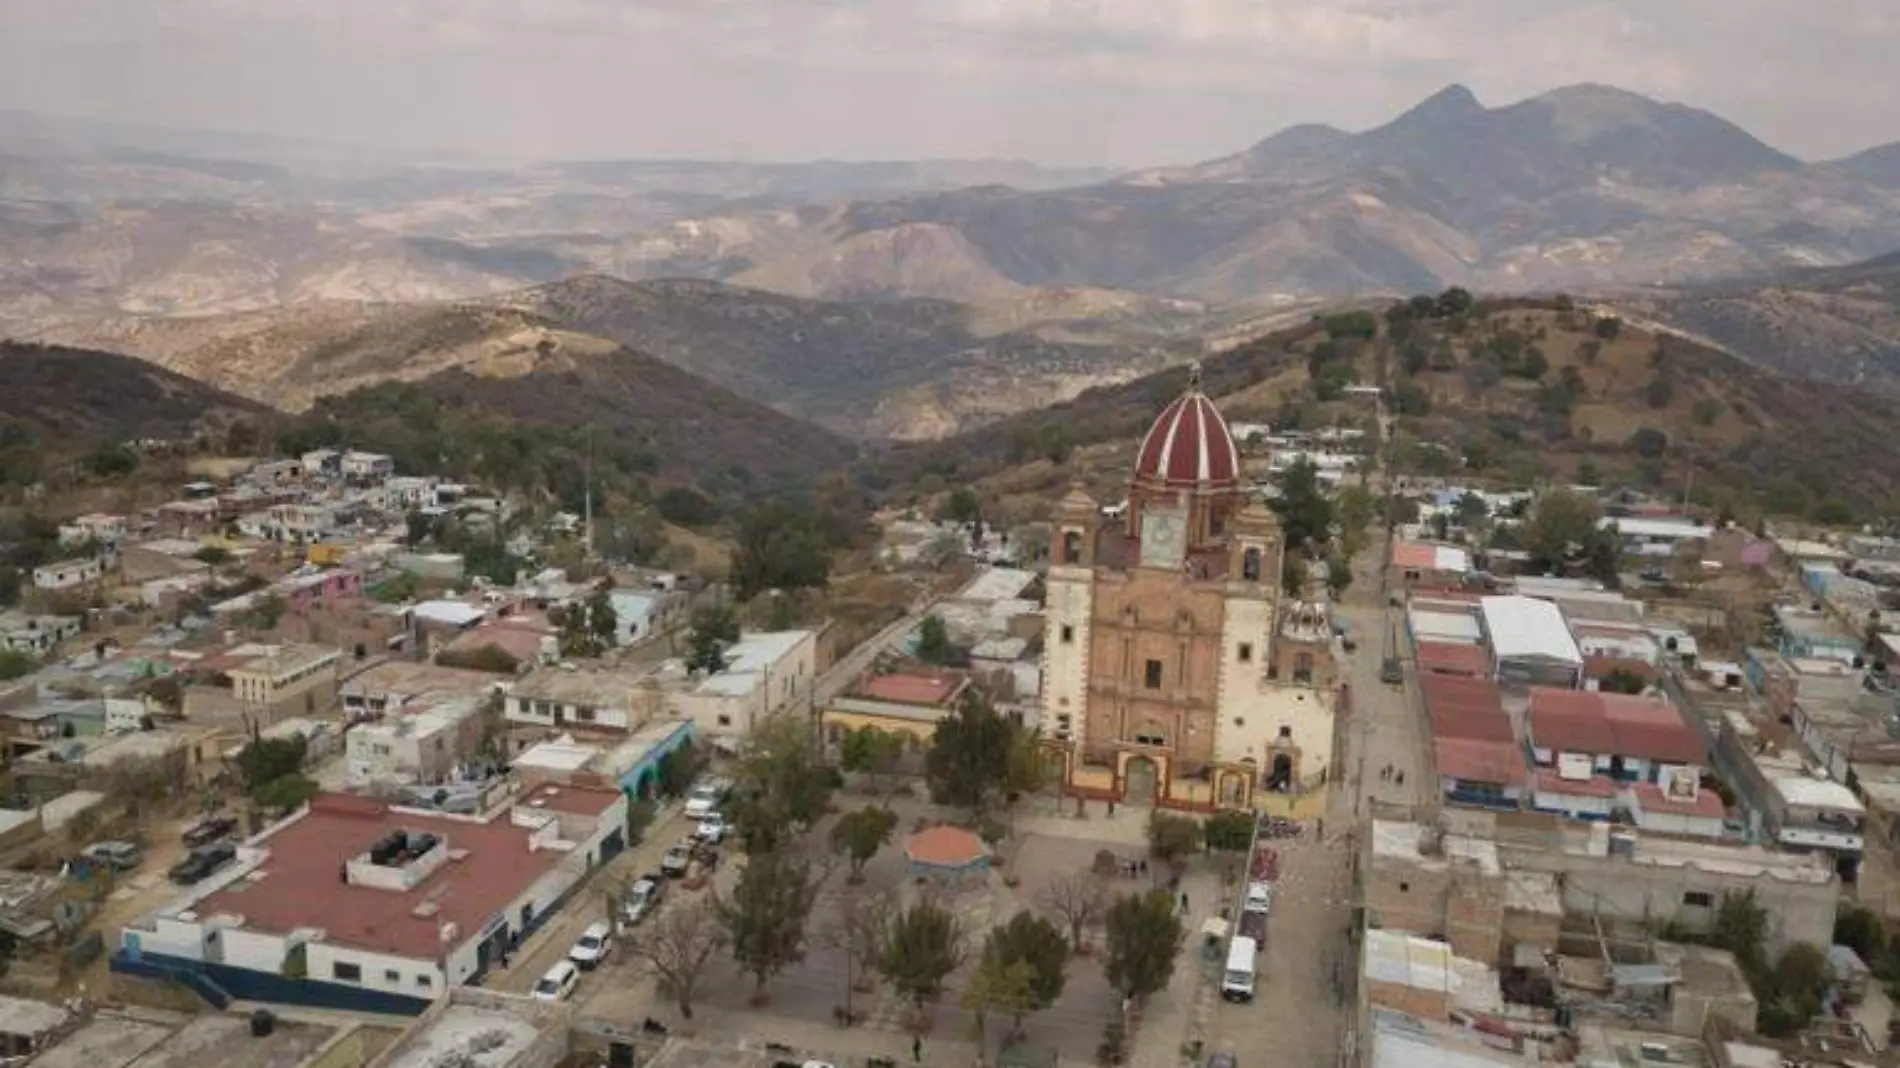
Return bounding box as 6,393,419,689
0,0,1894,167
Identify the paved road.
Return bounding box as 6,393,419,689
812,595,940,707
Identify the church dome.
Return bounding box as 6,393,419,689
1133,365,1240,488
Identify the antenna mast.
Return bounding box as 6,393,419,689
584,426,595,561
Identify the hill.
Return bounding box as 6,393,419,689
1615,251,1900,390
881,296,1900,522
0,340,265,442
277,344,856,495
41,277,1222,439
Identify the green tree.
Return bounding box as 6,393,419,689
656,486,721,527
1600,669,1647,695
1202,811,1254,853
925,692,1015,816
253,774,319,813
404,510,435,547
585,584,619,647
878,901,966,1013
963,956,1037,1048
1392,381,1432,415
829,805,899,879
655,739,706,797
915,614,953,665
685,603,740,676
1593,316,1621,340
1334,484,1377,560
731,502,832,600
193,545,232,567
236,733,307,795
1707,890,1769,977
729,717,835,854
982,910,1069,1026
1629,427,1669,459
435,644,520,674
937,487,982,526
1833,906,1887,969
714,847,823,997
1645,374,1676,409
1281,553,1309,599
1145,811,1201,870
840,727,904,791
1521,489,1602,576
1454,492,1489,527
1104,889,1186,1002
1692,397,1723,426
1269,458,1332,553
243,592,287,633
1324,552,1353,600
0,650,37,681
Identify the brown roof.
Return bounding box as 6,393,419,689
858,673,961,707
1526,688,1703,764
1632,781,1726,818
1532,770,1619,799
1434,737,1526,787
1583,655,1657,682
519,781,623,817
192,792,592,960
1419,674,1512,743
1417,641,1491,678
905,825,986,866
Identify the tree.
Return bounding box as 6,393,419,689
925,691,1015,815
1833,905,1887,967
1334,484,1377,560
656,486,721,527
714,847,824,997
1435,287,1475,317
1038,874,1109,950
0,650,36,681
655,740,706,798
877,901,966,1013
979,911,1070,1032
732,502,832,600
830,805,899,879
236,733,307,795
1281,553,1309,599
243,592,287,633
936,487,982,526
253,774,319,813
403,509,435,547
839,727,904,794
963,956,1037,1048
585,584,619,647
1521,489,1602,575
1269,458,1333,553
823,887,897,1021
1201,811,1253,853
915,614,953,665
1324,552,1352,600
1103,889,1186,1002
729,717,835,854
435,644,520,674
193,545,232,567
1146,811,1202,870
639,901,726,1019
1600,669,1647,695
1692,397,1723,426
1629,427,1669,459
1707,890,1769,977
685,603,739,677
1644,374,1676,409
1391,381,1432,416
1593,316,1621,340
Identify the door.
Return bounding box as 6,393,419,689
1124,756,1159,805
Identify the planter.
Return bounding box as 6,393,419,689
748,992,772,1009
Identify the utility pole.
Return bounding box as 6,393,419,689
583,425,595,562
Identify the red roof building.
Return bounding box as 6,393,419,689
1526,688,1704,767
1417,641,1492,679
1434,737,1528,789
1133,387,1240,489
1419,674,1513,743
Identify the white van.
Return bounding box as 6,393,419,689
1221,935,1258,1002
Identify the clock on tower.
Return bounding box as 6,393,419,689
1140,505,1187,568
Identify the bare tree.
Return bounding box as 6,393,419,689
821,886,898,1021
637,901,727,1019
1038,874,1110,952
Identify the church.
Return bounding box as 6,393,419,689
1041,366,1340,813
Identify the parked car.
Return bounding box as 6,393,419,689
660,840,695,878
82,840,142,871
182,816,238,848
532,960,580,1002
622,875,667,924
695,812,729,844
568,921,614,970
1208,1053,1238,1068
683,779,730,819
1380,658,1404,685
1242,881,1273,916
168,843,236,884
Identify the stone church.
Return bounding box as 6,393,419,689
1041,366,1340,812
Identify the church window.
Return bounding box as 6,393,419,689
1062,531,1082,562
1143,660,1163,689
1242,548,1262,582
1238,642,1253,663
1293,652,1314,684
1233,717,1245,728
1061,624,1075,644
1278,726,1292,739
1134,732,1166,746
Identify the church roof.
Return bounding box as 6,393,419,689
1133,366,1240,489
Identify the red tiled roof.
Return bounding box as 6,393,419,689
1134,390,1239,488
1417,641,1491,678
519,781,623,817
1632,781,1725,819
1526,688,1703,764
192,792,604,960
1434,737,1526,787
859,673,961,706
1391,541,1438,569
906,825,986,866
1420,674,1513,743
1532,770,1619,799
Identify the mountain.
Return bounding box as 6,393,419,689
40,277,1248,440
1819,142,1900,188
1615,250,1900,389
0,340,266,442
281,344,855,490
882,297,1900,519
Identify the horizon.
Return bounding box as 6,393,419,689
1,1,1895,169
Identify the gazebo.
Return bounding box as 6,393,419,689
904,825,990,888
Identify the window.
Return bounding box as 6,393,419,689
576,707,596,723
1238,642,1253,663
1242,548,1262,582
417,975,433,989
1682,891,1714,908
1144,660,1163,689
1293,652,1314,684
333,961,362,982
384,969,401,983
1233,718,1245,728
1061,624,1075,645
1134,733,1166,747
717,715,732,727
1399,881,1410,893
1062,531,1082,561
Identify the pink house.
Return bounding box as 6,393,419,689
277,569,363,615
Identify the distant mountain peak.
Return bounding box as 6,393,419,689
1402,84,1487,122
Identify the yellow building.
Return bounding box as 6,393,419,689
821,673,971,751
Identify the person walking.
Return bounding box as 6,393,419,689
912,1036,923,1063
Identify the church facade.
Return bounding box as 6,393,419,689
1041,368,1340,812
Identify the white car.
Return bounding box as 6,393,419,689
696,812,729,844
568,921,614,970
683,780,728,819
1242,881,1273,916
532,960,580,1001
622,876,665,925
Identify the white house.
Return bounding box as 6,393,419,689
507,665,654,732
342,451,396,481
663,629,817,743
116,785,628,1010
32,556,108,591
346,698,489,787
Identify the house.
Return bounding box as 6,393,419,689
1599,516,1713,558
276,568,364,614
246,503,337,544
302,449,342,477
1726,747,1865,879
1416,641,1491,679
57,513,128,547
186,643,343,726
247,459,304,485
607,589,682,646
11,725,222,801
156,498,223,536
340,451,396,481
822,672,972,751
1388,539,1473,590
1420,674,1526,810
113,786,629,1014
32,556,108,591
340,661,502,720
1524,689,1712,828
661,629,817,744
345,698,491,787
1770,604,1861,664
1479,596,1583,689
0,613,81,655
506,666,655,733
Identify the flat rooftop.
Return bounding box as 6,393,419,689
856,673,962,707
1371,820,1502,875
512,665,650,707
184,793,584,960
31,1010,336,1068
342,661,499,702
377,996,561,1068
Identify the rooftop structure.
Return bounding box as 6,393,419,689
1134,386,1239,488
371,990,568,1068
1527,689,1703,766
1391,540,1472,575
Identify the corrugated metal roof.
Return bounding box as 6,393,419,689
1479,596,1582,665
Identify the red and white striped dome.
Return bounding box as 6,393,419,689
1133,367,1240,488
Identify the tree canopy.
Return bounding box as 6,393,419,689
714,847,823,995
1104,889,1186,1001
731,501,832,600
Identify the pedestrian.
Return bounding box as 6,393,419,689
912,1035,923,1063
1139,858,1149,876
1317,817,1324,839
1179,891,1190,914
1395,771,1405,786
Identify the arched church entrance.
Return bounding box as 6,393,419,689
1266,753,1294,793
1123,756,1159,805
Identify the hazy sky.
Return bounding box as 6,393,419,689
1,0,1895,167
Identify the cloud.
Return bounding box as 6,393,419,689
0,0,1892,165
